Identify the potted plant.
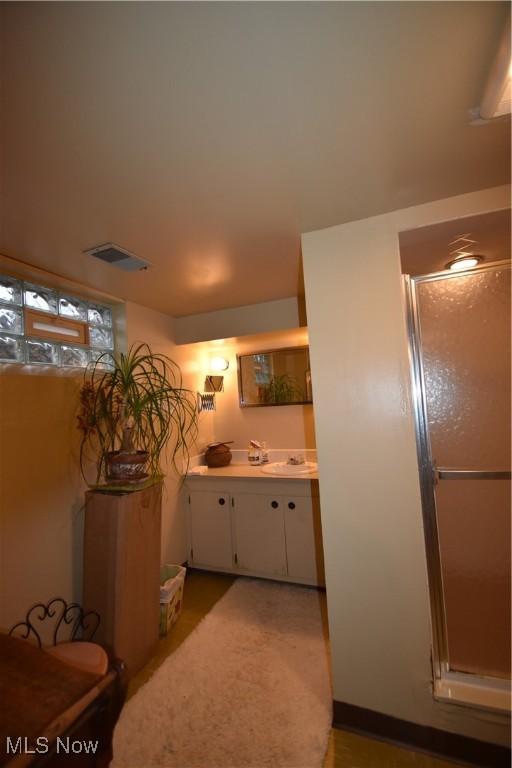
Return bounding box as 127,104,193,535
78,343,198,485
259,373,303,404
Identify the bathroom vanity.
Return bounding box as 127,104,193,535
185,465,325,586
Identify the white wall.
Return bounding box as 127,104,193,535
121,306,316,563
0,369,87,633
301,185,510,745
0,277,215,635
124,301,214,565
175,297,301,344
0,264,310,633
200,328,315,450
0,256,123,633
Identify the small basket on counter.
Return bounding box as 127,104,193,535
205,441,233,468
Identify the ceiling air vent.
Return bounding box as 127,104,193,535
83,243,151,272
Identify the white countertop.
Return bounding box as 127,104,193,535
187,463,319,481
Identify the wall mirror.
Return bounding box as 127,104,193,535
237,346,312,407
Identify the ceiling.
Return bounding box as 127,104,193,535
399,208,511,275
0,2,510,317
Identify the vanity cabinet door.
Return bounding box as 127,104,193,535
284,496,325,586
188,491,233,570
233,494,287,577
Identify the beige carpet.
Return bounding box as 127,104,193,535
112,578,332,768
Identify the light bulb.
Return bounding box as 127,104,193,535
210,356,229,372
446,255,482,272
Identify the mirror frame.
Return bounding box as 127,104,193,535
237,345,312,408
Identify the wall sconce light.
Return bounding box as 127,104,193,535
197,375,224,411
197,361,228,412
210,357,229,372
204,375,224,393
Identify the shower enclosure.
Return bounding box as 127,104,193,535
405,260,511,698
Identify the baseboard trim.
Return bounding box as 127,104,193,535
332,700,511,768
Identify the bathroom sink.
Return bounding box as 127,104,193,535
260,462,317,476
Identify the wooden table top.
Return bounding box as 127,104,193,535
0,634,104,766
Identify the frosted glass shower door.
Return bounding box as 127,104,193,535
415,265,511,679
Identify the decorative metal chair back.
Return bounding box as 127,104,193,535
9,597,100,648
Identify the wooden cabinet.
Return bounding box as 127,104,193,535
284,495,325,584
188,490,233,570
83,482,162,677
233,494,287,577
186,477,324,586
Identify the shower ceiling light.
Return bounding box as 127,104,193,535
446,234,483,272
446,255,483,272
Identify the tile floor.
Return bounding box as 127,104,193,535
128,571,460,768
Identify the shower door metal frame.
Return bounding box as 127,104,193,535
404,259,511,681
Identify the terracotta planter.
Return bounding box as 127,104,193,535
205,442,232,468
106,450,149,483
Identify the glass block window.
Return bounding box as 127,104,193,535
0,273,115,369
88,303,112,327
89,326,114,350
26,339,59,366
89,349,115,369
60,345,90,368
24,284,58,314
0,307,23,335
0,334,24,363
59,296,88,321
0,275,23,305
253,353,271,385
